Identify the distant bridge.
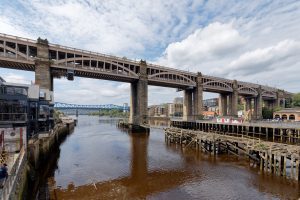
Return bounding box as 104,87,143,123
54,102,129,110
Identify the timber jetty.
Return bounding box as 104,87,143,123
166,120,300,181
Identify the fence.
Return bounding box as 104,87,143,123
0,148,26,200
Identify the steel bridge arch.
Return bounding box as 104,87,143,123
0,43,35,61
238,86,258,96
262,90,277,97
53,57,139,77
148,72,196,85
203,80,233,92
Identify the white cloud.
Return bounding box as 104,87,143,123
1,73,32,84
1,0,300,106
221,39,300,77
158,22,247,71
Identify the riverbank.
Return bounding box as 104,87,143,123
25,117,75,200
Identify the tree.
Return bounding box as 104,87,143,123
293,93,300,107
262,107,273,119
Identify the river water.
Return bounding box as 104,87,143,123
36,116,299,200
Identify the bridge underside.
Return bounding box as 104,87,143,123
0,59,35,71
52,67,137,83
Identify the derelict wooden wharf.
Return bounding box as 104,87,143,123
165,121,300,181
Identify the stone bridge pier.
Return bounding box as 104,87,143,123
183,73,203,121
129,60,148,130
35,38,53,91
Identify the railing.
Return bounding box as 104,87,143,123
0,87,28,96
0,33,36,44
49,43,141,65
1,148,27,200
0,113,27,122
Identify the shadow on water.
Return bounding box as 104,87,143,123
51,129,193,199
27,128,74,200
32,116,300,200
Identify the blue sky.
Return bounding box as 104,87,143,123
1,0,300,105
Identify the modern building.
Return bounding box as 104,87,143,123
0,77,54,138
168,103,183,117
0,77,55,199
273,109,300,121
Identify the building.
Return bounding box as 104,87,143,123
148,104,169,117
173,97,183,104
273,109,300,121
202,111,216,119
0,77,55,199
203,98,219,112
168,103,183,117
0,77,54,138
148,105,156,117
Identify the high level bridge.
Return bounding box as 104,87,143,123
0,33,292,128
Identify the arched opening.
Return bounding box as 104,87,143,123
282,114,287,120
274,114,280,119
289,114,295,121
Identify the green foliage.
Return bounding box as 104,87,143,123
237,103,244,111
89,109,129,118
292,93,300,107
53,109,64,123
262,107,274,119
197,114,204,120
273,106,282,112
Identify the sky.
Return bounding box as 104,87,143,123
0,0,300,106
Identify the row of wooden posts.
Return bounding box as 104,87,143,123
165,127,300,181
171,120,300,145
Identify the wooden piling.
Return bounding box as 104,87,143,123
282,155,286,177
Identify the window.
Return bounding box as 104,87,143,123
289,114,295,120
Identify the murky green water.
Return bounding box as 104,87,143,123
36,116,299,199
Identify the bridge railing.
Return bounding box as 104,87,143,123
0,33,36,44
49,43,141,65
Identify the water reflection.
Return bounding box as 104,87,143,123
52,129,192,199
166,142,300,199
35,116,299,200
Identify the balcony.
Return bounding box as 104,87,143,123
0,113,27,124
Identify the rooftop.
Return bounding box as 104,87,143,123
274,108,300,113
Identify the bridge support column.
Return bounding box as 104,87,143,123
245,98,252,120
193,73,203,120
228,94,233,115
35,38,53,91
254,87,262,120
230,80,238,116
129,60,148,131
219,94,227,116
183,89,193,121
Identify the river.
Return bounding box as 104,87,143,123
35,116,299,199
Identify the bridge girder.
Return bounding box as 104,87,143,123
0,33,290,99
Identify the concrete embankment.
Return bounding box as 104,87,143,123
24,117,75,199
